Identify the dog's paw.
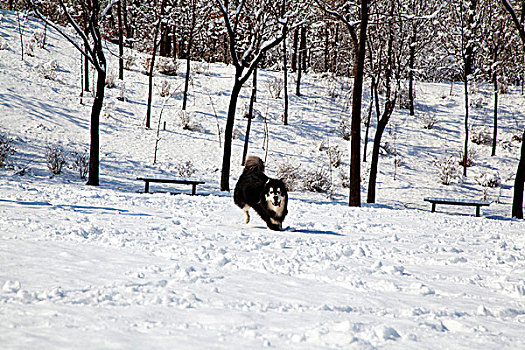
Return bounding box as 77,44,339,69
243,211,250,224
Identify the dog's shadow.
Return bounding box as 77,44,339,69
286,227,344,236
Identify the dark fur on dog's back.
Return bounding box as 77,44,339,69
234,156,288,231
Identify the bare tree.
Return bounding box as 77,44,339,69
117,0,124,80
31,0,107,186
501,0,525,218
182,0,198,111
319,0,370,206
216,0,287,191
242,68,258,166
367,0,399,204
282,0,289,125
145,0,167,129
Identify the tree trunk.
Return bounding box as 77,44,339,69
86,68,106,186
349,0,369,207
463,74,469,177
159,24,167,57
182,0,196,111
242,68,257,165
367,102,394,203
408,32,416,116
296,28,304,96
117,0,124,80
84,41,90,92
363,79,375,163
220,80,243,191
324,26,330,71
283,25,289,125
512,129,525,218
492,47,498,156
332,23,339,73
301,27,307,72
122,0,131,42
292,29,298,72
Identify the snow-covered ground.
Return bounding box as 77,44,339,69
1,10,525,349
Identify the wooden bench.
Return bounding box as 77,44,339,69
424,197,490,217
137,177,205,195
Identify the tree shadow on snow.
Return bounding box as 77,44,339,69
0,198,151,217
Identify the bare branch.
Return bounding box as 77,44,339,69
216,0,241,67
314,0,359,49
29,4,96,67
502,0,525,45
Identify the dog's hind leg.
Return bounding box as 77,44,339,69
242,206,251,224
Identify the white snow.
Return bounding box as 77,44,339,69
1,10,525,349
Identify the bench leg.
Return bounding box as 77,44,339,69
191,184,197,195
476,206,480,217
431,203,436,213
144,181,150,193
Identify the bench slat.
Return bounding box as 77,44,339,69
424,197,489,206
424,197,489,217
137,177,205,195
137,177,205,185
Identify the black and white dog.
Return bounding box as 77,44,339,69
234,156,288,231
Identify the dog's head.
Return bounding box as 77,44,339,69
264,179,287,209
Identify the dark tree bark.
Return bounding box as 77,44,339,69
296,27,305,96
513,130,525,219
462,73,469,177
117,0,124,80
332,23,339,73
122,0,131,41
292,29,298,72
88,66,106,186
301,27,307,72
348,0,369,207
159,23,168,57
83,42,90,92
367,101,395,203
363,79,375,163
492,47,499,157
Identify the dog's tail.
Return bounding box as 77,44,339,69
244,156,265,174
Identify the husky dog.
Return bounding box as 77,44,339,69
234,156,288,231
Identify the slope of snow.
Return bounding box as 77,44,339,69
1,10,525,349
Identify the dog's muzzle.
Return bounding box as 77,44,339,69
273,196,281,207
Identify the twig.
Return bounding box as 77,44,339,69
207,92,222,148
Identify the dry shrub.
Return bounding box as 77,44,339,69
433,154,461,185
304,167,331,193
276,160,301,192
45,145,66,175
0,134,16,168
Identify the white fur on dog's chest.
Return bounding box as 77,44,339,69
267,201,285,217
